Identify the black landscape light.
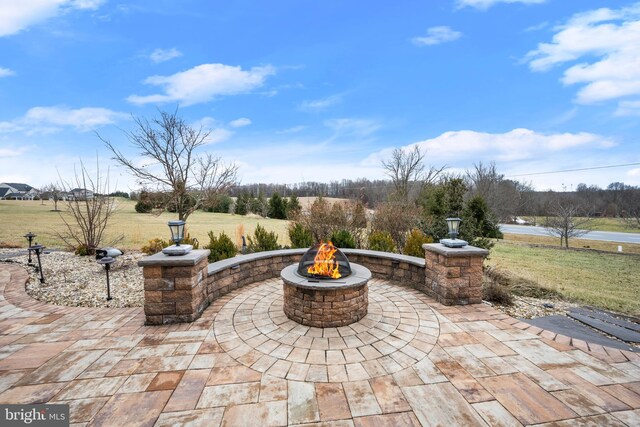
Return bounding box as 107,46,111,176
440,217,467,248
24,231,36,264
97,256,115,301
30,244,45,283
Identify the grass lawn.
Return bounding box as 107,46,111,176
523,216,639,233
488,240,640,316
0,199,291,250
502,233,640,255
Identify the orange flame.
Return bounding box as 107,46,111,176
307,241,341,279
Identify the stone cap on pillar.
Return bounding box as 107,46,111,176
138,249,210,267
422,243,489,258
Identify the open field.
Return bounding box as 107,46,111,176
521,216,639,233
488,240,640,316
502,233,640,254
0,199,291,250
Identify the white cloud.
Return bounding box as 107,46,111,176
0,66,14,77
324,118,381,138
299,94,342,111
628,168,640,177
457,0,545,10
526,3,640,108
191,116,235,144
276,125,306,134
0,105,127,134
205,128,233,145
412,26,462,46
149,48,182,63
229,118,251,128
0,0,105,37
127,63,276,106
365,128,614,167
616,99,640,116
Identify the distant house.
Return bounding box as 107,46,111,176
69,188,94,200
0,183,39,200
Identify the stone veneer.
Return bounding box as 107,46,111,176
423,243,488,305
138,249,210,325
280,263,371,327
139,246,486,324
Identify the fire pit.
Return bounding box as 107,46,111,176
281,242,371,327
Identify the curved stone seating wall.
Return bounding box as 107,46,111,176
205,249,426,306
140,246,485,324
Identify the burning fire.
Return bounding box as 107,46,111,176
307,241,341,279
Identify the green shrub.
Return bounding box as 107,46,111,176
247,224,281,252
74,243,92,256
135,200,153,213
288,223,313,248
141,238,168,255
368,231,397,253
403,229,433,257
330,229,356,249
206,231,237,262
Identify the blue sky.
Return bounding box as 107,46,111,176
1,0,639,192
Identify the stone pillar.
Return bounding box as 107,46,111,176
138,249,210,325
423,243,488,306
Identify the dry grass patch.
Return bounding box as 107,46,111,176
487,240,640,315
0,199,290,250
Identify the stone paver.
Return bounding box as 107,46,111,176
0,264,639,425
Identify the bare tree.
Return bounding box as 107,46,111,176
41,183,64,211
542,199,592,248
382,146,443,202
100,109,239,221
57,159,119,254
466,161,524,222
371,200,421,253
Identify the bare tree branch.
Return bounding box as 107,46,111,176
98,109,239,221
381,146,444,202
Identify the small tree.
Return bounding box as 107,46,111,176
57,159,119,255
371,200,421,253
382,145,444,202
543,199,592,248
235,192,249,215
268,192,287,219
286,195,302,219
101,109,238,221
247,224,280,252
41,183,64,211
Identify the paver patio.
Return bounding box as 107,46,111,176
0,263,639,426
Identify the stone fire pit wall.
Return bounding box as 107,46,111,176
139,246,487,324
423,243,489,306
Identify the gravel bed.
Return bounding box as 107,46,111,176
488,295,577,319
0,248,144,308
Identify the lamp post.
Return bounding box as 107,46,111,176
440,217,468,248
97,256,115,301
30,244,45,283
162,220,192,255
24,232,36,265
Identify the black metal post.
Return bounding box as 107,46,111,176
97,256,115,301
105,263,112,301
31,244,45,284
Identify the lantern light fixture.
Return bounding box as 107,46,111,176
162,220,193,256
440,217,468,248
